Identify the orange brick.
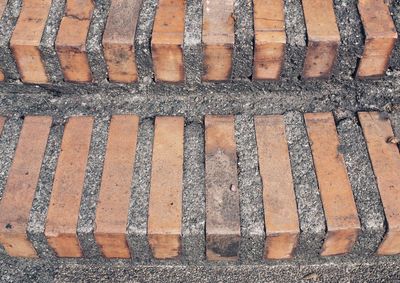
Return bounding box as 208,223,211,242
0,70,4,81
65,0,94,20
254,115,299,259
45,117,93,257
202,0,234,81
205,116,240,261
103,0,141,83
357,0,398,78
253,0,286,80
10,0,51,84
148,116,184,259
301,0,340,79
358,112,400,255
305,113,360,256
0,116,51,257
0,0,6,17
0,116,5,134
56,17,92,82
151,0,185,82
94,115,139,258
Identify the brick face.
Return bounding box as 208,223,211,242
45,117,93,257
305,113,360,256
94,115,139,258
0,116,52,257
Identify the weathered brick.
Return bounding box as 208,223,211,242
10,0,51,83
45,117,93,257
301,0,340,79
253,0,285,80
94,115,139,258
205,115,240,261
359,112,400,255
103,0,141,83
305,113,360,256
255,115,299,259
202,0,234,81
357,0,398,78
148,116,184,259
0,116,51,257
151,0,185,82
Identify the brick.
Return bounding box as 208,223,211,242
94,115,139,259
205,115,240,261
254,115,299,259
202,0,234,81
151,0,185,82
0,116,4,134
358,112,400,255
56,17,93,82
103,0,141,83
305,113,360,256
0,116,51,257
357,0,398,78
253,0,285,80
301,0,340,79
10,0,51,84
45,117,93,257
65,0,94,20
0,70,4,81
148,116,184,259
0,0,6,17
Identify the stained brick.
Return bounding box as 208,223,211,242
357,0,398,78
253,0,285,80
301,0,340,79
205,115,240,261
151,0,185,82
202,0,234,81
103,0,141,83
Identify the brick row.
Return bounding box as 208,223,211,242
0,0,398,82
0,112,398,259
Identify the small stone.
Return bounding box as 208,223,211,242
230,184,237,192
387,136,399,144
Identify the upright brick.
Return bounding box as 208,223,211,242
0,116,4,134
56,0,94,82
103,0,142,83
147,117,184,259
0,116,51,257
205,116,240,261
255,116,299,259
359,112,400,255
357,0,398,78
94,115,139,259
10,0,51,83
301,0,340,79
253,0,285,80
45,117,93,257
305,113,360,256
202,0,234,81
151,0,185,82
